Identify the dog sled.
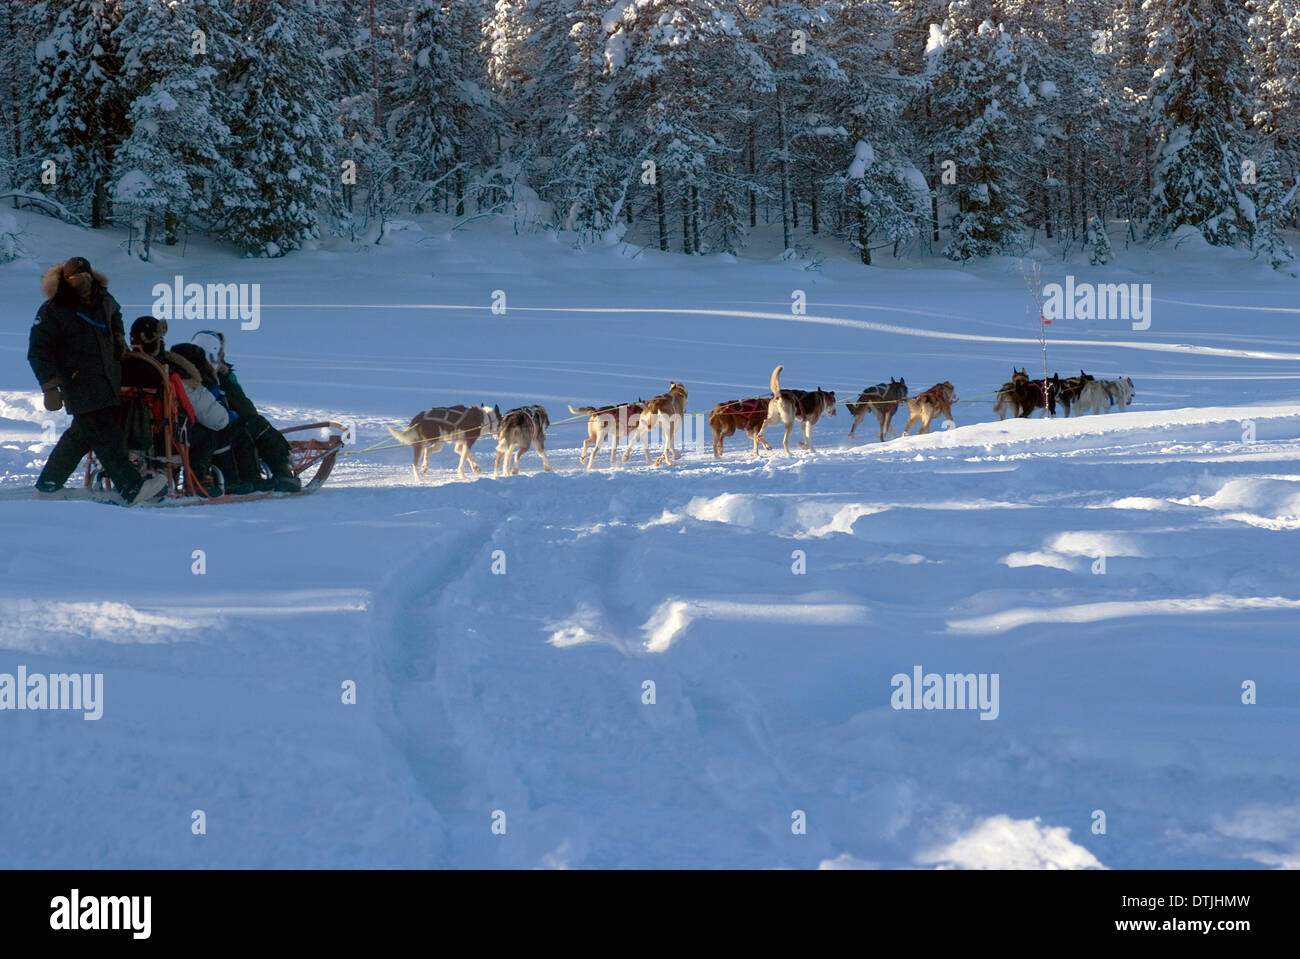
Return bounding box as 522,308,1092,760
80,351,347,503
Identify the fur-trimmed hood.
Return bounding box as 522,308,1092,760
164,350,202,387
42,263,109,301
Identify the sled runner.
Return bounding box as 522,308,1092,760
79,351,347,502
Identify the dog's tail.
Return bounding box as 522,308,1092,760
568,404,596,416
770,364,784,399
387,424,421,445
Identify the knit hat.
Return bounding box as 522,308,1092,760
62,256,93,278
130,316,167,354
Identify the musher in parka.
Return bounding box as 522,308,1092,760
191,330,301,492
27,257,167,504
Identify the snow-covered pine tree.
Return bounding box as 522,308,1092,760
925,1,1031,260
1248,151,1297,271
29,0,127,227
890,0,959,248
1246,0,1300,229
324,0,406,238
1086,212,1113,263
827,0,926,264
388,0,498,219
552,0,625,246
1144,0,1256,246
0,0,37,188
742,0,846,251
1103,0,1158,236
605,0,743,254
112,0,233,259
214,0,337,256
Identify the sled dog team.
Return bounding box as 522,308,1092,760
992,369,1136,420
388,364,1135,479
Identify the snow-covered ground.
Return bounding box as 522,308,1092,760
1,213,1298,868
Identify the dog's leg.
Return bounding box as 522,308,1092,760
803,418,815,453
458,438,482,475
493,443,506,477
662,416,679,466
901,405,919,436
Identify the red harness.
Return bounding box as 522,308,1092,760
717,397,770,430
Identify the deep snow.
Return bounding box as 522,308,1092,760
1,212,1298,868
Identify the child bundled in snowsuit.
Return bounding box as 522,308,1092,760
191,331,300,492
168,342,265,494
27,257,167,504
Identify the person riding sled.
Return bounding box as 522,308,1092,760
27,257,167,504
191,330,300,492
168,341,265,494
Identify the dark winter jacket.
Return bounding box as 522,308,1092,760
28,265,126,415
217,367,259,423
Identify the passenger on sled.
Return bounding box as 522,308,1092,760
191,330,300,492
169,342,266,495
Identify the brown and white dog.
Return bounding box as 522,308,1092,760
767,365,836,454
709,397,774,458
994,369,1056,420
627,381,688,466
846,378,907,442
388,404,502,479
901,382,956,435
568,400,645,470
493,405,552,476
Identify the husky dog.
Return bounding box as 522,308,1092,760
846,378,907,442
1054,370,1095,417
709,397,775,457
568,400,646,470
994,368,1056,419
1078,376,1135,415
902,381,956,435
388,404,501,479
493,405,552,476
767,365,836,455
626,382,688,466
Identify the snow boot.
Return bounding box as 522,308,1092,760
130,473,169,505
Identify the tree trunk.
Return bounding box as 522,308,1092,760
656,184,668,251
858,208,871,265
691,184,700,253
1043,166,1053,239
776,94,792,249
926,99,939,243
748,108,757,228
809,170,819,234
681,190,691,254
